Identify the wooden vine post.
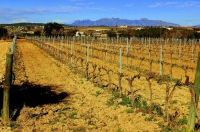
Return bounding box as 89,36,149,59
187,52,200,131
70,42,73,67
3,52,13,121
119,48,122,97
126,38,129,65
160,44,163,76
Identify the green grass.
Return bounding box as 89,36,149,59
69,112,77,119
145,116,154,121
73,126,86,132
158,122,171,132
172,100,178,104
126,108,134,114
98,85,105,89
10,122,20,129
133,97,142,109
95,91,101,97
177,116,187,126
120,94,132,106
153,105,163,116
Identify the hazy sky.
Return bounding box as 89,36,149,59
0,0,199,26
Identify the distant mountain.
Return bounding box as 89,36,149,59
71,18,180,27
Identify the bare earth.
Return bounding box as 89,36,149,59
0,40,200,132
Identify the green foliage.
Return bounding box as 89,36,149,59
44,22,64,36
153,105,164,116
73,126,86,132
142,100,149,110
133,97,142,108
66,29,78,36
134,27,165,38
120,94,132,106
107,29,116,38
177,116,187,126
107,97,115,106
126,108,134,113
113,91,120,99
0,26,8,39
172,100,178,104
69,112,77,119
95,91,101,97
145,116,154,121
34,30,41,36
10,122,20,129
98,85,104,89
117,28,134,38
158,122,171,131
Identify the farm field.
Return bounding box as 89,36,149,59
0,38,200,131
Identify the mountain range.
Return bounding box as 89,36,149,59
70,18,181,27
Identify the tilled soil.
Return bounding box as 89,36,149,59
0,40,199,131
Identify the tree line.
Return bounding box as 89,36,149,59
1,22,200,39
107,27,200,39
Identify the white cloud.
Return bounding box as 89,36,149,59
149,3,162,8
149,1,199,8
85,7,119,12
165,2,178,5
179,1,199,8
54,19,73,24
12,19,28,23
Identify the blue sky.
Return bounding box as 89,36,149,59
0,0,199,26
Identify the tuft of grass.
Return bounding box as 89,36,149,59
113,91,120,99
126,108,134,114
95,91,101,97
142,100,149,110
69,112,77,119
177,116,187,126
120,94,132,106
158,122,171,132
153,105,163,116
73,126,86,132
98,85,104,89
10,122,20,129
116,127,123,132
172,100,177,104
107,97,115,106
133,97,142,109
145,116,154,121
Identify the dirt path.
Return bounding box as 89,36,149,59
0,41,165,131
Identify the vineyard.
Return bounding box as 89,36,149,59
0,36,200,131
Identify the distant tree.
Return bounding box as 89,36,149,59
134,27,165,38
34,30,41,36
66,29,78,36
107,29,116,38
44,22,64,36
0,27,8,39
118,28,134,38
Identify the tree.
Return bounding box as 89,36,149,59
0,27,8,39
107,29,116,38
66,29,78,36
44,22,64,36
34,30,41,36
